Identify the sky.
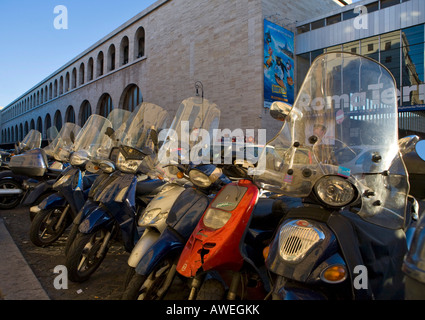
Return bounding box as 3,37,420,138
0,0,157,108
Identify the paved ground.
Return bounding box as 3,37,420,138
0,206,138,300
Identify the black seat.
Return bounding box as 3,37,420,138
136,179,166,196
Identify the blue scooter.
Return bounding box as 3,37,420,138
65,102,169,283
28,112,127,247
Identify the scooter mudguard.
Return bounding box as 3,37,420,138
135,227,185,276
21,179,56,206
128,229,161,268
78,206,112,234
36,192,67,211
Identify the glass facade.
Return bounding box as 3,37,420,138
296,24,425,137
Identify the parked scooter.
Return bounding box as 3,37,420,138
175,169,293,300
0,127,72,210
121,96,235,300
64,102,169,283
257,52,415,300
29,109,130,247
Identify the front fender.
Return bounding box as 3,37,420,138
36,192,66,211
78,206,112,234
21,179,55,206
128,228,161,268
135,227,184,276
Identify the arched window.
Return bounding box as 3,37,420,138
11,127,14,142
65,72,70,92
108,44,116,71
65,105,75,123
135,27,145,59
24,122,29,136
36,117,43,134
44,85,48,101
97,51,104,77
72,68,77,89
54,110,63,132
44,114,52,133
49,83,53,100
30,119,35,130
121,84,142,112
79,63,85,85
88,58,94,81
98,94,114,117
40,89,44,104
59,76,64,95
80,100,92,126
120,36,129,66
36,91,40,105
19,124,23,141
54,80,58,98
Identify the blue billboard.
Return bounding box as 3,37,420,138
264,19,295,108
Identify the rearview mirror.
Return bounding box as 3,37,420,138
416,140,425,161
270,101,293,122
398,135,419,156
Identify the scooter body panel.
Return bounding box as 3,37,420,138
176,180,259,278
403,212,425,291
135,187,211,276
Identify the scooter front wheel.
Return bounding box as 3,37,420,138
0,179,23,209
122,257,177,300
65,229,110,283
29,205,70,247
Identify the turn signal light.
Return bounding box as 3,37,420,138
263,246,270,260
177,171,184,179
321,265,347,283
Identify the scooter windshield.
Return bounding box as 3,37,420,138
71,115,115,161
121,102,168,151
157,96,221,166
44,123,81,161
20,129,42,151
254,52,408,229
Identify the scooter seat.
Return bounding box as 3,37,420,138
136,179,166,196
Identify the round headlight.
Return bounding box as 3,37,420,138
138,208,164,226
116,153,142,173
188,169,212,188
314,175,356,207
70,150,89,166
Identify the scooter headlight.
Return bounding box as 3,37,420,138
116,153,143,174
138,208,166,226
189,170,211,188
314,175,356,207
70,150,89,166
188,168,223,188
202,208,232,230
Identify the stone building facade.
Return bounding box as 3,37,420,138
1,0,339,144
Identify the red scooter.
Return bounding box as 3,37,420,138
175,173,294,300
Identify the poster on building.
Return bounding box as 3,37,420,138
263,19,295,108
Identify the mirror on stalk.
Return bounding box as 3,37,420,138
416,140,425,161
270,101,293,122
398,135,419,156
